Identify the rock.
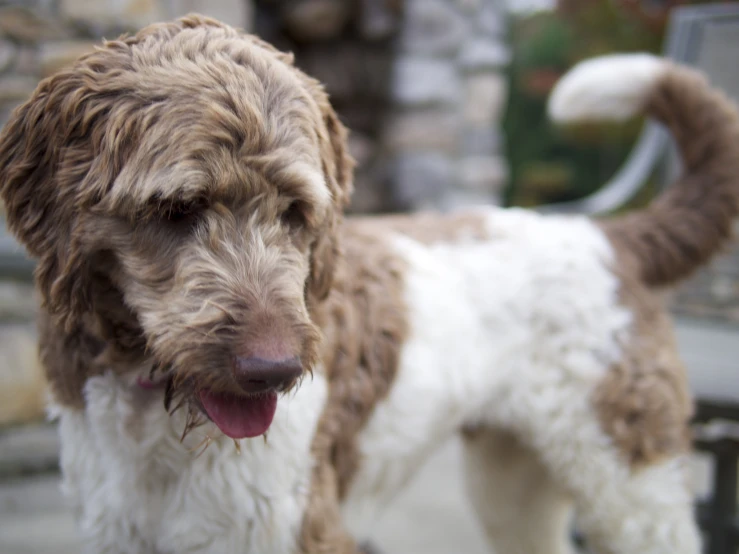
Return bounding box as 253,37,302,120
39,40,97,77
0,281,38,321
382,109,461,154
458,38,510,72
349,169,388,214
358,0,400,41
169,0,253,30
458,155,508,193
282,0,350,42
477,0,506,36
0,6,63,44
710,275,737,302
461,126,502,157
0,325,45,428
392,58,461,107
0,76,39,104
347,132,376,168
456,0,482,12
59,0,164,30
391,153,454,209
13,46,38,76
299,45,395,101
400,0,468,57
439,189,499,211
462,73,507,125
0,38,16,74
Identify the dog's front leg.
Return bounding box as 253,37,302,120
299,463,365,554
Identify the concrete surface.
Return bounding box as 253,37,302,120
0,438,489,554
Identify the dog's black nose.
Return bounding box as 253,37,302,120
232,356,302,393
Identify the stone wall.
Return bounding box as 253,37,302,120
253,0,510,212
387,0,509,211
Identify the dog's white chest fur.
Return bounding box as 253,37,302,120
54,371,327,554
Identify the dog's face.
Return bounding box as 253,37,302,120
0,16,353,439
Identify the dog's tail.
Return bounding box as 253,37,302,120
548,54,739,288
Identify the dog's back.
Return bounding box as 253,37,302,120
344,54,739,554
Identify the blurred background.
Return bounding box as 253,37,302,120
0,1,738,553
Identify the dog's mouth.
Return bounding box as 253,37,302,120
197,389,278,439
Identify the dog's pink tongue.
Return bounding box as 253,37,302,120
198,390,277,439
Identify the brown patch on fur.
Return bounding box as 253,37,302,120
352,210,491,245
601,63,739,288
594,58,739,468
592,257,694,467
300,223,408,552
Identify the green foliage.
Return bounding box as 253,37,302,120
503,1,664,208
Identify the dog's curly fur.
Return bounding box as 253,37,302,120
1,16,349,411
2,16,739,554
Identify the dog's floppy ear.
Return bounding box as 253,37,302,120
0,61,118,331
304,82,355,302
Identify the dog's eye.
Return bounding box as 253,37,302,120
281,201,306,230
164,200,205,226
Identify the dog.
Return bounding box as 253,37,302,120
1,14,738,554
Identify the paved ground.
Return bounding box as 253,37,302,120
0,437,489,554
0,317,735,554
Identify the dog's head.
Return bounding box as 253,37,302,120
0,15,353,438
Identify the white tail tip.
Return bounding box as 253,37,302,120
548,53,668,123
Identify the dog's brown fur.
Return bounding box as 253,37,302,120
2,14,739,554
593,64,739,466
0,15,351,410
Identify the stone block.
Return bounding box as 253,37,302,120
0,76,39,104
358,0,400,41
39,40,98,77
382,109,461,154
299,45,393,102
347,132,376,168
349,168,389,214
391,153,454,209
392,58,461,107
60,0,164,30
0,38,16,74
458,155,508,193
0,324,45,427
400,0,468,57
0,6,63,44
169,0,253,29
13,46,38,76
458,38,510,72
456,0,482,13
477,0,506,36
281,0,349,41
0,281,38,321
462,73,507,125
461,126,502,157
439,189,499,211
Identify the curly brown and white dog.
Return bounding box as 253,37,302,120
1,14,738,554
